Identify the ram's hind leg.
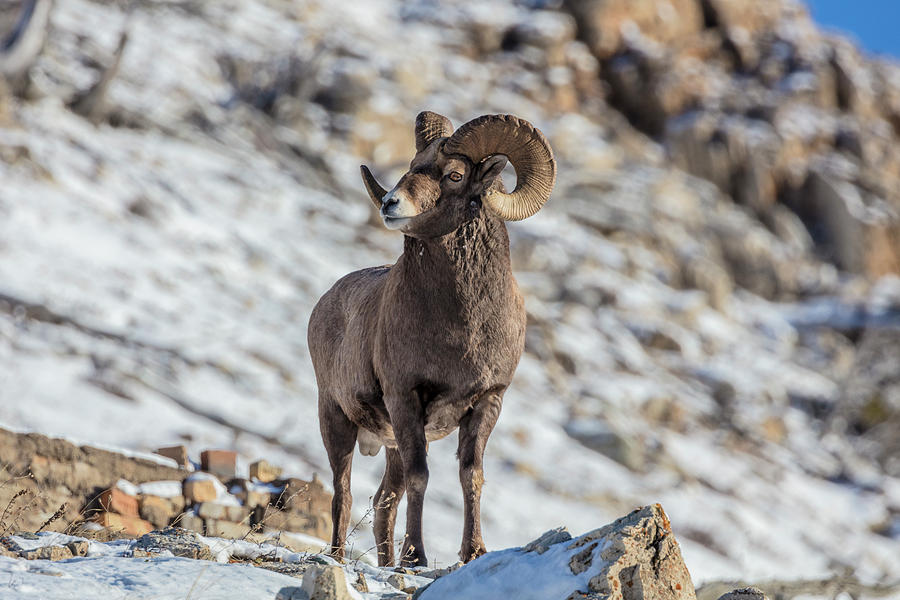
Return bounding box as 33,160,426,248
319,394,357,562
373,447,405,566
458,392,503,563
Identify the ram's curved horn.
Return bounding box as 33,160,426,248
360,165,388,209
443,114,556,221
0,0,52,79
414,111,453,152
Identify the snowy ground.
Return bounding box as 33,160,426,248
1,530,428,599
2,556,306,600
1,0,899,590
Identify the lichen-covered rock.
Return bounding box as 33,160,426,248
715,587,768,600
132,527,214,561
418,504,695,600
302,565,354,600
22,545,73,561
523,528,574,554
66,540,89,557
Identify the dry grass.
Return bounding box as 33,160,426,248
0,466,38,536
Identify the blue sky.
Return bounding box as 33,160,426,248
805,0,900,57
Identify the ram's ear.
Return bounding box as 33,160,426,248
475,154,508,191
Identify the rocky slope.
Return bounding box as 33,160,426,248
0,504,714,600
0,0,899,588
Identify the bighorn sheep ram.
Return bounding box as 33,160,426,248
308,111,556,567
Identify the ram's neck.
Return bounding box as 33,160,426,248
399,212,515,317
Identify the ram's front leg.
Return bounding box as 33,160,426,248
373,447,405,566
318,394,358,561
457,392,502,563
387,391,429,567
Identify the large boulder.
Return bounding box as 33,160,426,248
418,504,695,600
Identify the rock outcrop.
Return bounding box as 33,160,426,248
418,505,695,600
558,0,900,281
1,504,698,599
0,428,330,543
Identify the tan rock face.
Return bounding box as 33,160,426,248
864,226,900,279
553,0,900,281
302,565,354,600
183,479,218,504
22,545,74,561
275,477,331,517
205,518,252,539
794,168,900,277
0,428,332,541
140,495,183,529
576,505,695,600
231,478,272,508
196,502,228,521
93,512,153,536
262,509,329,540
199,450,237,478
702,0,789,37
99,488,139,517
564,0,704,60
0,427,185,533
155,445,190,469
249,460,283,483
175,512,205,534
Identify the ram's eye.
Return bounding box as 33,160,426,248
448,171,463,183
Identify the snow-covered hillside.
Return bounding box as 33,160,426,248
1,0,899,589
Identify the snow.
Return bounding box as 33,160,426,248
185,473,242,507
115,479,141,497
8,533,133,558
0,532,437,599
418,541,600,600
138,480,185,498
0,555,306,600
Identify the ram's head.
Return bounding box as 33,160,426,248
361,112,556,238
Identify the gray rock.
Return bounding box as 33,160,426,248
23,545,73,561
523,527,573,554
275,587,308,600
716,587,768,600
302,565,353,600
353,571,368,593
418,561,464,580
132,527,213,561
258,562,311,580
419,504,695,600
577,505,696,600
65,540,89,557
